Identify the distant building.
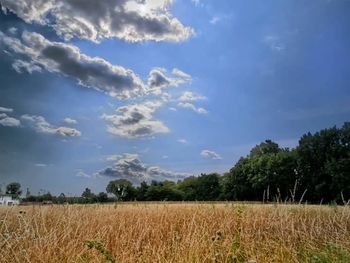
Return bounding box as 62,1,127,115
0,195,20,206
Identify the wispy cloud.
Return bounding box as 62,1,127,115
201,149,222,160
178,102,208,114
177,138,188,144
21,114,81,137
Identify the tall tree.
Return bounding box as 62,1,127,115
106,179,135,201
6,182,22,198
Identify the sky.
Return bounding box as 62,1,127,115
0,0,349,195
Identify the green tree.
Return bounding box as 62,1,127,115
250,140,281,157
106,179,135,201
97,192,108,203
6,182,22,198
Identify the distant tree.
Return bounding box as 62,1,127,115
177,176,198,200
57,193,66,204
106,179,135,201
81,188,96,203
135,181,149,201
97,192,108,203
145,182,183,201
195,173,222,201
6,182,22,198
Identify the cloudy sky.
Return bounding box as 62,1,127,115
0,0,349,195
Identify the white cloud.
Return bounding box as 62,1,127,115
0,113,21,127
169,107,177,111
201,149,222,160
178,91,206,102
101,101,169,139
191,0,203,7
0,31,191,100
97,153,190,182
0,30,146,99
0,106,14,113
210,16,221,25
263,35,285,51
12,59,42,74
21,114,81,137
0,0,193,43
147,67,192,95
76,170,91,178
7,27,17,34
63,117,77,125
172,68,192,80
35,163,47,167
177,102,208,114
177,138,188,144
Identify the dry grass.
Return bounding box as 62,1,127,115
1,202,350,263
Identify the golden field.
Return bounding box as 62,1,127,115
1,203,350,263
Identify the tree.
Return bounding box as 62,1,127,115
6,182,22,198
57,193,66,204
97,192,108,203
81,188,96,203
250,140,281,157
297,123,350,202
135,181,149,201
106,179,135,201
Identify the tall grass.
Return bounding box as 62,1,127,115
1,203,350,262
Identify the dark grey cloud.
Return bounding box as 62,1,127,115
97,153,190,182
101,101,169,139
21,114,81,137
0,0,193,43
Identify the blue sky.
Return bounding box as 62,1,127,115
0,0,349,195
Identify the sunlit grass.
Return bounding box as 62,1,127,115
1,203,349,262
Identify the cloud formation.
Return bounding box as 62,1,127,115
177,102,208,114
0,113,21,127
21,114,81,137
63,117,77,125
200,149,222,160
177,138,188,144
0,30,146,99
97,153,189,182
178,91,206,102
147,68,191,95
0,31,192,99
0,0,193,43
12,59,42,74
0,106,14,113
102,101,169,139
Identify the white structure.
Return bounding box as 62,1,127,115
0,195,20,206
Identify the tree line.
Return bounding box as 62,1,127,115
2,122,350,204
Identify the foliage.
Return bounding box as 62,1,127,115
84,240,116,263
5,182,22,198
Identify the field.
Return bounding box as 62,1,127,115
1,203,350,263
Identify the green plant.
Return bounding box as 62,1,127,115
84,240,116,263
